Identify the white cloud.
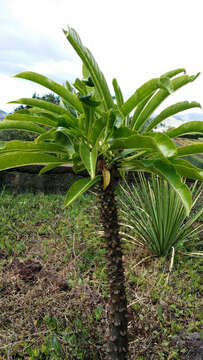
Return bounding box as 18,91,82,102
1,0,203,114
30,59,81,79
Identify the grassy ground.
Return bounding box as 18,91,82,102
0,188,202,359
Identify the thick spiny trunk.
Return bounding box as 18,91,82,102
98,172,128,360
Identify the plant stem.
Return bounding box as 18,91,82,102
98,169,128,360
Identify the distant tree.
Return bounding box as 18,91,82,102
38,92,60,105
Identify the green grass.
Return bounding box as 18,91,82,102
0,189,202,359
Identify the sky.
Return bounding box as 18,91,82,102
1,0,203,115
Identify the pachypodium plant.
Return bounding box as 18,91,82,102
0,27,203,359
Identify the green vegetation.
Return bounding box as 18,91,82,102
0,27,203,359
119,175,203,256
0,92,60,142
0,190,202,359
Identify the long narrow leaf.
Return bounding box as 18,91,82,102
131,69,186,130
112,78,124,108
79,143,97,179
0,120,45,134
9,98,76,121
131,94,155,130
109,131,177,158
119,173,202,256
133,73,200,131
171,158,203,180
119,159,155,172
0,152,66,171
177,143,203,156
0,140,68,155
64,28,113,111
9,98,68,115
146,101,201,132
153,160,192,215
161,68,186,78
167,121,203,138
149,132,177,158
6,113,57,127
39,163,71,175
14,72,83,114
64,175,101,207
28,108,59,121
121,77,172,116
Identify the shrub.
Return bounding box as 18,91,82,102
119,174,203,257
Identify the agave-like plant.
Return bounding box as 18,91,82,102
119,174,203,257
0,27,203,359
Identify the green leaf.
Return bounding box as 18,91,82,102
64,80,74,92
14,72,83,113
131,69,186,130
167,121,203,138
57,115,76,129
109,131,177,158
112,78,124,108
0,140,68,155
64,27,114,111
73,78,87,95
6,113,57,127
55,126,84,140
82,63,90,78
119,158,155,172
121,77,172,116
159,76,173,93
8,97,69,115
177,143,203,156
0,152,65,171
79,143,97,179
113,148,139,162
131,94,155,130
153,160,192,215
64,176,101,207
120,157,194,215
27,108,59,121
147,132,177,158
161,68,186,78
39,163,70,175
146,102,201,132
133,73,200,131
171,158,203,180
112,126,134,138
89,115,106,145
0,120,45,134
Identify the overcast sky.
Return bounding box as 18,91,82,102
1,0,203,114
